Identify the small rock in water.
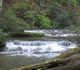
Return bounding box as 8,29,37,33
19,51,23,54
58,41,71,46
13,41,20,45
33,51,42,54
17,47,22,50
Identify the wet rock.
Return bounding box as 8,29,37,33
0,41,5,47
19,51,23,54
33,51,42,54
12,47,80,70
13,41,20,45
17,47,22,51
58,41,71,46
9,32,45,37
9,47,22,51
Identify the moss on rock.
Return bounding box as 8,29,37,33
54,48,80,59
12,47,80,70
0,41,5,47
9,32,45,37
48,63,80,70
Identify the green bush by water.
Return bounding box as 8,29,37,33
0,29,6,47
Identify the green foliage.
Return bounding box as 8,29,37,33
52,0,77,6
6,5,33,30
24,10,36,29
47,2,71,29
24,11,51,29
67,25,80,32
11,3,31,18
52,22,60,29
6,9,17,18
0,13,25,32
6,2,51,29
47,3,63,19
0,29,6,42
54,12,70,28
2,0,80,30
77,6,80,16
67,0,77,6
35,12,51,29
35,0,46,11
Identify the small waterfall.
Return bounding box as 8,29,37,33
24,30,80,37
0,29,79,70
0,40,77,58
0,29,78,58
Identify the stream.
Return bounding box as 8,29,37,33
0,29,79,70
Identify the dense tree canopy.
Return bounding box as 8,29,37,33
0,0,80,32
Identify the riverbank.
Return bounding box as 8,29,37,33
12,47,80,70
8,32,45,37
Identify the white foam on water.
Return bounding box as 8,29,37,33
0,29,78,58
24,30,45,33
0,40,77,58
24,30,80,37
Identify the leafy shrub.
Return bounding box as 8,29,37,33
47,2,71,29
54,12,70,28
24,11,51,29
52,0,77,6
0,11,26,32
47,3,63,19
24,11,36,29
11,3,31,19
35,12,51,29
8,3,35,29
0,29,6,42
5,2,52,29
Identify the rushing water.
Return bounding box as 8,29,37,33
0,29,79,70
24,29,80,37
1,40,76,58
